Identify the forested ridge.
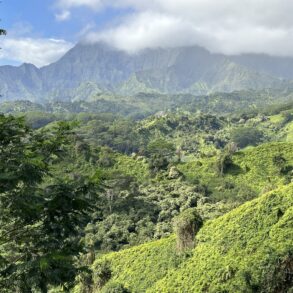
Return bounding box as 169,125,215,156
0,95,292,292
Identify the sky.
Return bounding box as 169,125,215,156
1,0,293,67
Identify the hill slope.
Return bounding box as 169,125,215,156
178,142,293,201
152,184,293,293
88,183,293,292
2,88,293,121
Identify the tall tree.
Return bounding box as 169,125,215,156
0,116,96,292
147,138,175,173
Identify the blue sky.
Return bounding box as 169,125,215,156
2,0,129,41
0,0,131,66
1,0,292,67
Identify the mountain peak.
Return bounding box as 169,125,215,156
0,44,292,101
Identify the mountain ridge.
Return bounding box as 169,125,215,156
0,42,293,102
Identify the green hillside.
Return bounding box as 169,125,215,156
178,142,293,201
1,95,292,292
89,236,178,293
88,183,293,293
2,88,293,120
152,183,293,293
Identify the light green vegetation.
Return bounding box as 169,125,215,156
111,154,150,183
90,184,293,293
92,236,178,292
1,92,293,292
151,183,293,293
2,88,293,120
178,142,293,200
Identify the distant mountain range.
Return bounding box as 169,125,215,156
1,42,293,102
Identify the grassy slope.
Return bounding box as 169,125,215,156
92,236,179,292
151,183,293,292
285,121,293,141
91,183,293,292
230,142,293,191
178,142,293,199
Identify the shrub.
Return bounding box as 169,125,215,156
231,127,264,148
260,252,293,293
100,282,131,293
173,208,203,252
273,154,287,174
93,260,112,289
216,143,238,175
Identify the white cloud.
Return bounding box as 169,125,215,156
77,22,97,38
76,0,293,57
8,22,34,37
87,12,206,53
0,37,74,67
55,10,71,21
56,0,103,10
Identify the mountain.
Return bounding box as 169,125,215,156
0,42,292,102
231,53,293,80
0,63,42,102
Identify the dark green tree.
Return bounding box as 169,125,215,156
272,154,288,174
231,127,263,148
0,116,96,292
147,139,175,173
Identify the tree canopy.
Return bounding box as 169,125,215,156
0,115,97,292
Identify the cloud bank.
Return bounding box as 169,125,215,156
57,0,103,10
0,38,73,67
56,0,293,57
2,0,292,67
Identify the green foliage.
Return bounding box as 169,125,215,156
273,154,287,174
1,93,293,292
216,142,238,176
230,143,293,193
173,208,203,252
147,138,175,156
24,112,57,128
0,115,97,292
2,87,293,124
140,181,202,239
100,282,130,293
90,184,293,292
151,184,293,292
147,139,176,173
93,260,112,289
178,142,293,201
91,236,179,293
98,147,116,168
231,126,264,148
